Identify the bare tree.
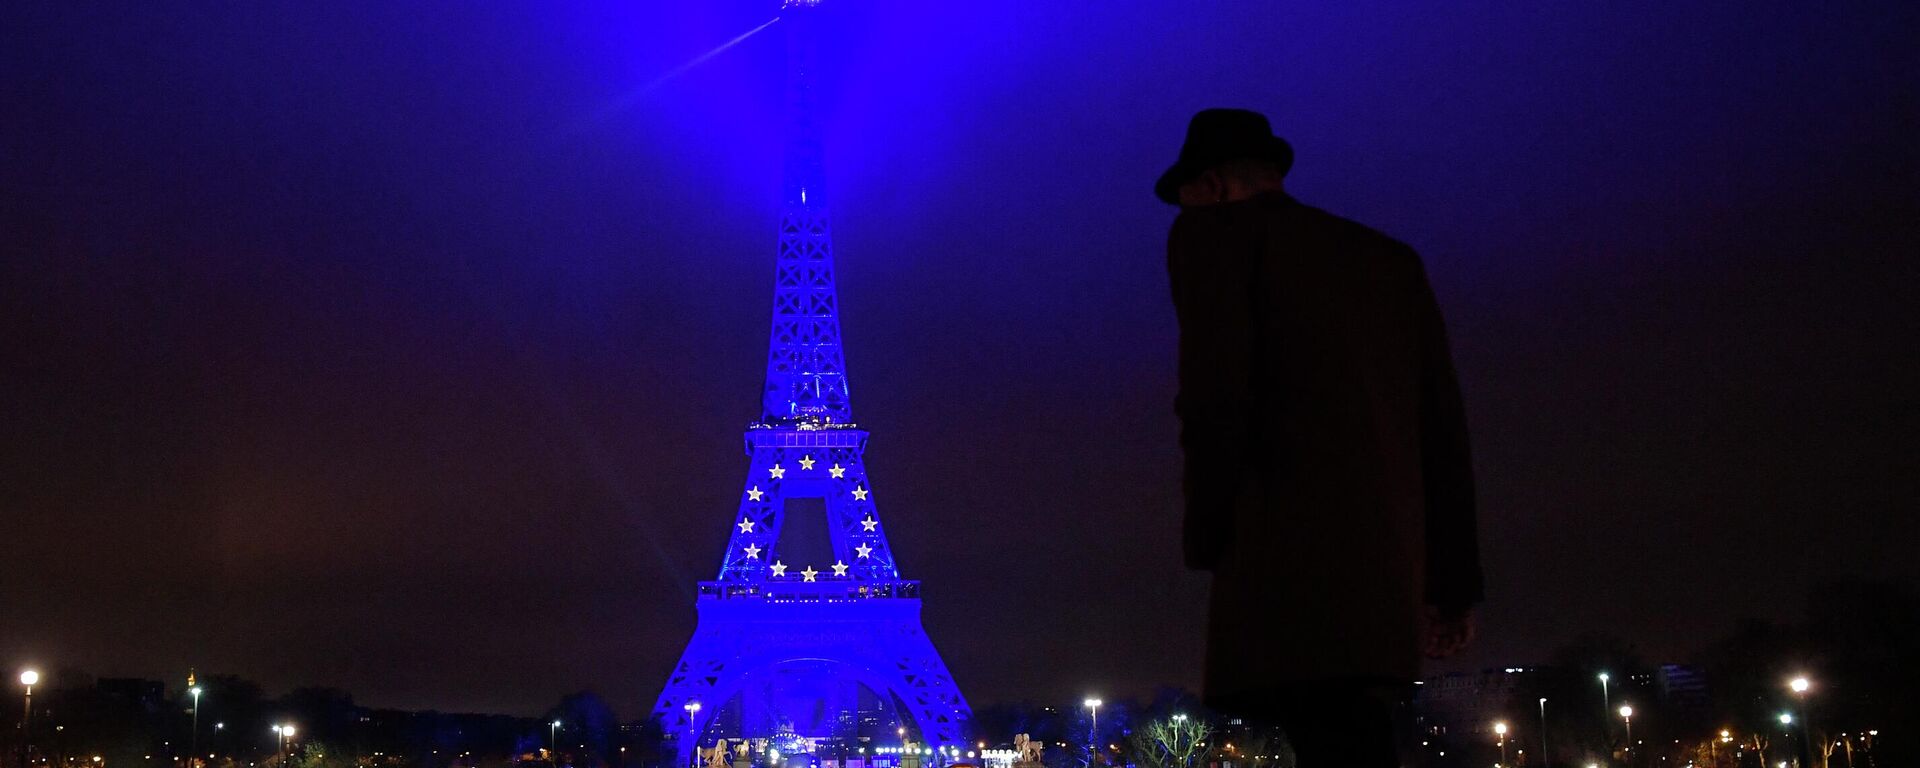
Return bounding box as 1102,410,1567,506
1747,733,1771,768
1127,716,1213,768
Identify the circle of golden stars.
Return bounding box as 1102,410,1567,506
733,455,886,580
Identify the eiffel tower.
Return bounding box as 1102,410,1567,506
652,0,970,760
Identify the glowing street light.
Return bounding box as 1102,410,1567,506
1619,706,1635,757
189,687,204,768
1539,698,1551,767
1786,676,1816,768
683,703,701,768
1494,722,1510,767
21,669,40,768
1084,699,1103,766
271,724,295,764
1597,672,1614,750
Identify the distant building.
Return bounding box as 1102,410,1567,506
1655,664,1709,710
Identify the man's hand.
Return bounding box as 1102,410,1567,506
1423,606,1476,659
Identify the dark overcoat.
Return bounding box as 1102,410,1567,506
1167,191,1482,697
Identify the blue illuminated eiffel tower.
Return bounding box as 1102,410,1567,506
652,1,970,759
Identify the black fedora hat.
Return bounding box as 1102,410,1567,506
1154,108,1294,204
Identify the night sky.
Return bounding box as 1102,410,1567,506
4,1,1916,719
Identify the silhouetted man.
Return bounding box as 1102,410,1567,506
1159,109,1483,768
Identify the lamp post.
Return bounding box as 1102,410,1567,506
1597,674,1611,747
188,687,203,768
1618,707,1634,768
1495,722,1509,767
1539,698,1550,768
1083,699,1102,768
1778,713,1793,765
272,724,295,765
683,703,701,768
20,670,39,768
1789,678,1814,768
550,720,562,768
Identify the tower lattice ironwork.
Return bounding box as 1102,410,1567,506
652,3,970,760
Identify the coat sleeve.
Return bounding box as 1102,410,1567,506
1410,252,1484,612
1167,213,1258,571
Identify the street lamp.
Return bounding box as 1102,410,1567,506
551,720,562,767
1083,699,1102,767
1619,706,1635,762
20,670,40,768
1788,677,1814,768
1598,673,1613,750
1495,722,1510,767
1539,698,1551,768
189,687,204,768
683,703,701,768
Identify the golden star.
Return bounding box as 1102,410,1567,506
768,464,786,479
801,566,819,582
828,464,846,479
798,456,816,470
746,486,764,502
851,486,868,501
